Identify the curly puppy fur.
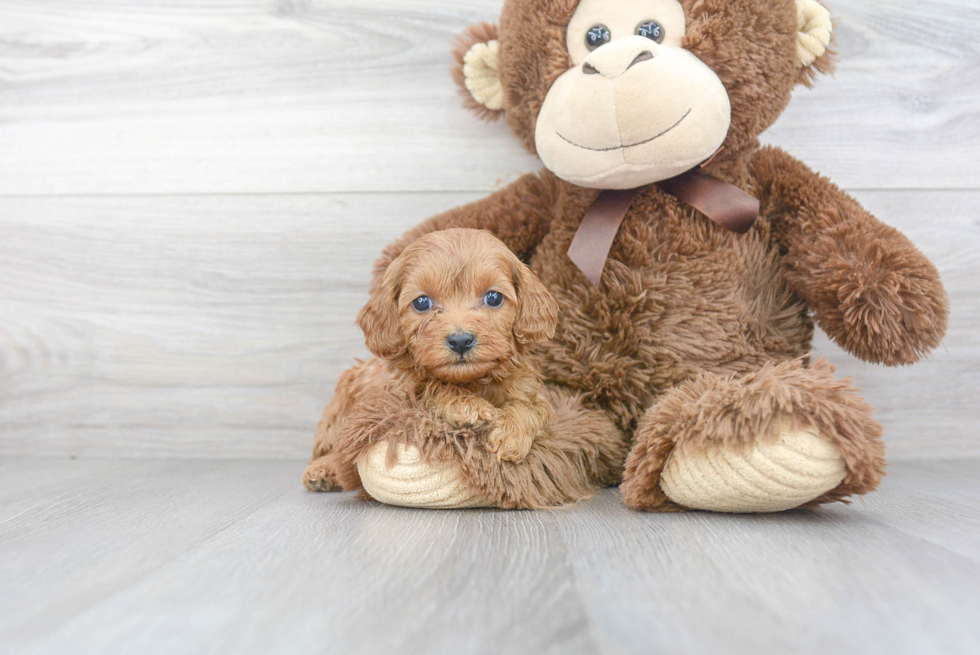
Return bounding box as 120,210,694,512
303,229,624,502
365,0,948,511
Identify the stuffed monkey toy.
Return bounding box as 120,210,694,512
306,0,948,512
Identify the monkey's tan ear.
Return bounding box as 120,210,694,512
796,0,835,87
451,22,504,121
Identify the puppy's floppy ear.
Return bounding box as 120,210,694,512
451,22,504,121
356,257,408,360
511,259,559,345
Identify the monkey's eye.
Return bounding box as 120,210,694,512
483,291,504,308
585,24,611,51
412,295,432,312
636,21,665,44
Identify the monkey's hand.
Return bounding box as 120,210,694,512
752,146,948,366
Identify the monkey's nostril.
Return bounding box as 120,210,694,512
628,51,654,69
446,332,476,355
583,62,600,75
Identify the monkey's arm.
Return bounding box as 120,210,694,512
752,146,948,366
372,171,557,291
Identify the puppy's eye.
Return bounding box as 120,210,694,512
412,295,432,312
483,291,504,308
636,20,665,44
586,24,611,51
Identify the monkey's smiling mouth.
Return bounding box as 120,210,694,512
556,109,692,152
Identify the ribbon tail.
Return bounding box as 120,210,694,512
659,170,759,233
566,188,643,287
566,170,758,287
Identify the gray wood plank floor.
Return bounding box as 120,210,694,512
2,457,979,655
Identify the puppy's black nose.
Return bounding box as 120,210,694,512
446,332,476,355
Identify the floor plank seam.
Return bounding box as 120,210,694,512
13,484,298,638
539,510,607,655
847,508,980,567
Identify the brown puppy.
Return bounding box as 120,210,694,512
302,228,559,491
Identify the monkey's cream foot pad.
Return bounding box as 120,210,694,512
357,442,493,509
661,423,847,513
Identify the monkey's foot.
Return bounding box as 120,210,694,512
660,421,847,513
357,442,493,509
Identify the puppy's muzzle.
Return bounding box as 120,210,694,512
446,331,476,356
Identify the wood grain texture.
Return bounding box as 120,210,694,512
550,462,980,655
2,190,977,460
0,0,977,195
851,460,980,563
0,458,296,653
0,192,479,458
1,457,979,655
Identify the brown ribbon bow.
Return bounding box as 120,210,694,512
567,169,760,286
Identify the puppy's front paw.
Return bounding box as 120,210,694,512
442,397,496,428
302,455,343,492
486,424,534,463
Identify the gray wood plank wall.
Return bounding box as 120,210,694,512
2,0,978,460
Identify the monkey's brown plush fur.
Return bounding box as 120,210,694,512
308,0,948,511
330,384,627,509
